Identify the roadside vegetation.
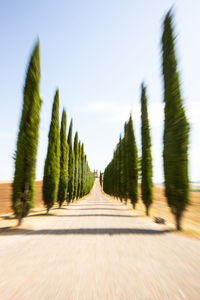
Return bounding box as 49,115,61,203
12,42,94,224
103,10,189,231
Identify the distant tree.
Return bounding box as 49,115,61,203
43,90,60,213
73,132,79,199
161,10,189,230
122,123,129,202
57,109,69,208
118,136,124,202
12,40,41,225
77,141,82,198
126,115,138,208
141,83,153,216
100,171,102,186
67,119,74,203
80,143,85,197
103,116,138,207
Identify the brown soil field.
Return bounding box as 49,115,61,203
0,182,199,236
0,181,43,214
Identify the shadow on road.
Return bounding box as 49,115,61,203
56,214,134,218
70,208,126,211
0,227,170,236
71,204,121,206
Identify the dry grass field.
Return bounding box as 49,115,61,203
135,186,200,238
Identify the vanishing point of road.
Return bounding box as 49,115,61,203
0,179,200,299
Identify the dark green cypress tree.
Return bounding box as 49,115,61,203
141,83,153,216
103,118,137,206
67,119,75,203
73,132,79,199
80,143,85,197
118,136,124,202
122,123,128,202
77,141,82,198
43,90,60,213
12,41,41,225
82,154,87,196
57,109,69,208
161,10,189,230
126,115,138,208
100,171,102,186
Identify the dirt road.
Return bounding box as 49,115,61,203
0,179,200,299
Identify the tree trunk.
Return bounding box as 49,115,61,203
146,206,149,216
176,213,182,231
18,215,22,226
47,207,50,215
59,202,62,209
132,202,135,209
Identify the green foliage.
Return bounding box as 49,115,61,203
73,132,79,199
126,115,138,208
57,109,69,208
100,171,103,186
141,83,153,216
77,142,82,198
103,115,138,207
67,119,74,202
80,144,85,197
161,10,189,230
12,40,41,223
43,90,60,213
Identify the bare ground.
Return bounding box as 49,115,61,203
0,179,200,299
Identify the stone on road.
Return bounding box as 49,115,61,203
0,179,200,299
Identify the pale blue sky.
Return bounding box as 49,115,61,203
0,0,199,182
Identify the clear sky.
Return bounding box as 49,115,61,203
0,0,200,183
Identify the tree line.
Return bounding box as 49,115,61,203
103,85,151,216
103,10,189,231
12,41,94,225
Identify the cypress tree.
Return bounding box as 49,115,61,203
57,109,69,208
161,10,189,230
122,123,129,202
126,115,138,208
73,132,79,199
118,136,124,201
77,141,82,198
43,90,60,213
141,83,153,216
67,119,74,202
12,40,41,225
100,171,102,186
80,143,85,197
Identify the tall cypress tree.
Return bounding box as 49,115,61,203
100,171,102,186
126,115,138,208
57,109,69,208
80,143,85,197
118,136,124,201
67,119,74,202
141,83,153,216
43,90,60,213
77,141,82,199
161,10,189,230
12,41,41,225
73,132,79,199
122,123,128,202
